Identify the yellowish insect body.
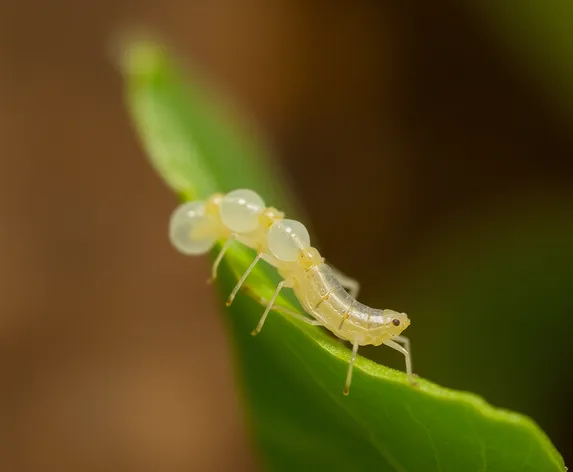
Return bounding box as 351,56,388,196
169,189,414,394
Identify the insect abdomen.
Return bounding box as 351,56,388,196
299,264,382,332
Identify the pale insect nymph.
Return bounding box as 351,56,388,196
169,189,414,394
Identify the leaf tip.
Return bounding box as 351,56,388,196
110,29,166,81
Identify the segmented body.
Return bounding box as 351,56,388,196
169,189,413,394
288,264,396,346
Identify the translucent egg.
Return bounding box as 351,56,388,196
268,219,311,261
220,189,265,233
169,201,215,255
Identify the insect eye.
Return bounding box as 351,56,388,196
392,319,401,327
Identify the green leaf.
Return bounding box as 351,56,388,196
121,38,295,210
120,39,566,472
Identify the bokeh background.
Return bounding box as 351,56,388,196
1,1,572,471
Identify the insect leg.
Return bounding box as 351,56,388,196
241,285,322,328
226,253,263,307
329,265,360,299
255,296,322,327
383,338,415,384
343,340,360,396
208,234,236,283
392,335,411,362
252,280,292,335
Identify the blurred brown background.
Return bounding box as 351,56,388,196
0,0,572,471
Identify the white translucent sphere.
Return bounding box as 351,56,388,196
169,201,215,255
268,219,311,262
220,189,265,233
